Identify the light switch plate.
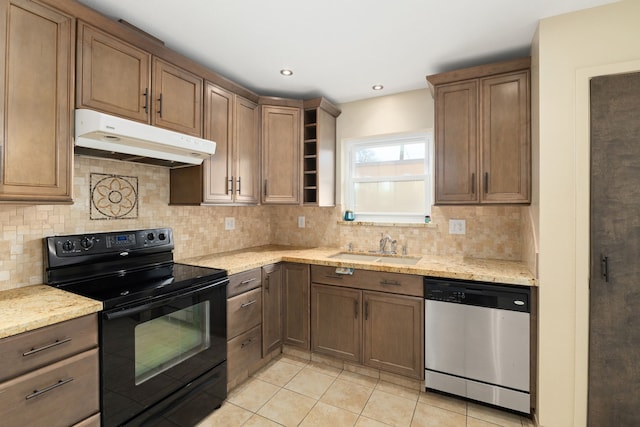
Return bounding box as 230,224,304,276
298,216,305,228
449,219,466,235
224,217,235,230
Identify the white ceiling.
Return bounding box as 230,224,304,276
75,0,615,104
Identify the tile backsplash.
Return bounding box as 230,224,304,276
0,156,530,291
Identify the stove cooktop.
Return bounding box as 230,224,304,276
58,262,227,310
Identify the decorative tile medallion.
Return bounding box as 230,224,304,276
90,173,138,220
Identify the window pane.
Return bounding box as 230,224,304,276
354,159,425,178
403,143,425,160
355,145,400,163
354,181,424,213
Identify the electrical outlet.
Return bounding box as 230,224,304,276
298,216,305,228
224,217,235,230
449,219,466,235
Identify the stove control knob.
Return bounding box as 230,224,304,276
80,237,94,250
158,232,166,241
62,240,74,251
147,233,155,241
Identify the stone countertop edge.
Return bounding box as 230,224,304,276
0,285,102,340
179,245,537,287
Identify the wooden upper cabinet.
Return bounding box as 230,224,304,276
77,22,151,123
152,58,203,137
428,57,531,204
261,104,301,204
203,83,234,203
234,96,260,204
0,0,73,203
481,72,530,203
434,80,479,203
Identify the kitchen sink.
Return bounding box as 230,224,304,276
328,252,422,265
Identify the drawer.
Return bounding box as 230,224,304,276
227,287,262,339
0,348,99,427
228,268,262,297
311,265,423,297
227,324,261,379
0,314,98,382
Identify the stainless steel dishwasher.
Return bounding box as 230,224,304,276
424,277,531,413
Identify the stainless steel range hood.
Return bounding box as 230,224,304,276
74,109,215,167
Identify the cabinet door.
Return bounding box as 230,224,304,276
311,284,361,363
0,0,73,202
434,80,479,204
480,71,530,203
77,22,151,123
262,264,283,355
261,106,301,204
152,58,203,137
203,82,234,203
283,263,310,349
363,291,423,379
234,96,259,204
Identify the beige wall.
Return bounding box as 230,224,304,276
534,1,640,425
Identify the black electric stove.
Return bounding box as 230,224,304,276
44,228,228,427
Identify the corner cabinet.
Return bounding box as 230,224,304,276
260,99,302,205
427,57,531,204
302,98,341,206
170,84,259,205
0,0,73,203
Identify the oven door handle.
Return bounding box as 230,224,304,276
103,280,227,321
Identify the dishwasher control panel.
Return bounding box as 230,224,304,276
424,277,530,312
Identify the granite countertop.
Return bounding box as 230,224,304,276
179,245,536,287
0,285,102,340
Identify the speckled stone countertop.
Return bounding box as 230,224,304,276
179,246,536,287
0,285,102,340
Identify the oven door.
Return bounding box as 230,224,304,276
100,280,227,427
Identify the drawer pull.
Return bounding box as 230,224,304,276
25,377,74,400
23,337,72,357
240,338,253,349
380,280,401,286
325,275,344,280
240,300,257,309
240,278,257,285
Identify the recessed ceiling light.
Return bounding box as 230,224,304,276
372,84,384,91
280,69,293,76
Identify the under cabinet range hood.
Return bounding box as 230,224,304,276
74,109,215,167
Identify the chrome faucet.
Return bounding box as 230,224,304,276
379,234,397,255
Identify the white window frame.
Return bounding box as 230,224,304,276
343,131,434,224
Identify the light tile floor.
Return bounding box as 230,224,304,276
197,355,536,427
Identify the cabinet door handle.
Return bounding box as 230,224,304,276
365,301,369,320
143,88,149,114
354,301,358,319
237,176,241,194
484,172,489,194
25,378,74,400
380,280,401,286
265,276,270,291
227,176,234,195
23,337,72,357
158,93,163,118
471,173,476,195
240,300,257,309
240,338,253,349
264,179,268,197
240,278,257,285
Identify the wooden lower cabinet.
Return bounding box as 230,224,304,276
0,315,99,427
311,284,361,363
363,291,424,379
262,263,283,355
283,263,310,349
311,280,424,380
